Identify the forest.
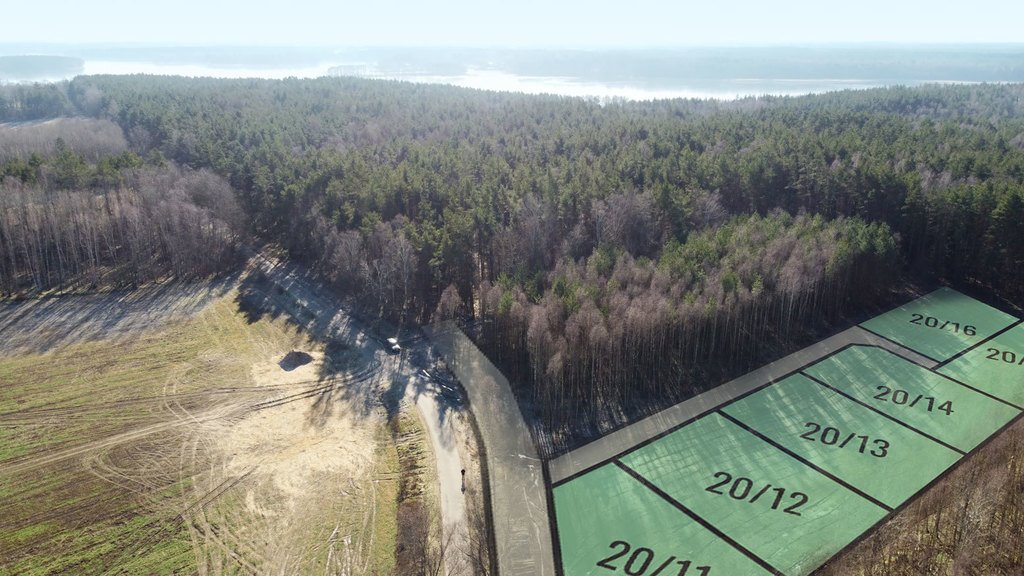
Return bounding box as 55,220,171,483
2,77,1024,449
0,118,244,294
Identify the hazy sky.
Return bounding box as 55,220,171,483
7,0,1024,47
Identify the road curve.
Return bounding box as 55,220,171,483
250,253,473,574
425,321,556,576
409,388,469,574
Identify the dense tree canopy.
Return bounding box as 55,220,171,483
3,76,1023,445
0,145,243,294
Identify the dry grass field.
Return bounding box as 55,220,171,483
0,279,419,575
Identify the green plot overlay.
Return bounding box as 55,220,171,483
722,374,961,508
859,287,1017,361
552,289,1024,576
553,462,772,576
804,346,1021,451
939,323,1024,407
620,413,887,576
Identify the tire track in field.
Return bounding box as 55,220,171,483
5,262,388,573
0,380,332,422
181,365,380,574
1,403,249,477
187,477,251,575
3,357,382,477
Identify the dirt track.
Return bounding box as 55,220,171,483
0,272,392,575
425,321,556,576
410,384,469,571
250,250,477,575
2,252,480,574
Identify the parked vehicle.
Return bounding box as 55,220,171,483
385,337,401,353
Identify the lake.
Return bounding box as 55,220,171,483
3,45,1021,101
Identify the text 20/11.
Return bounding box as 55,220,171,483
597,541,710,575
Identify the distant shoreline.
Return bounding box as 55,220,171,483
3,45,1023,101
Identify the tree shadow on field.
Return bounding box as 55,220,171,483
380,347,467,460
234,267,362,352
234,265,390,428
0,274,238,357
235,258,467,437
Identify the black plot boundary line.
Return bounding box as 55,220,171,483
935,318,1024,368
542,313,935,465
854,285,976,364
547,291,1023,576
543,460,565,576
550,409,1024,576
800,343,935,373
804,343,1024,412
547,338,1001,574
551,341,933,489
857,324,941,364
811,408,1024,574
880,343,1023,410
928,363,1024,411
613,460,785,576
716,410,894,513
798,371,967,456
549,343,864,489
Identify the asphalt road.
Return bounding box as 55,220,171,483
425,322,556,576
409,379,469,574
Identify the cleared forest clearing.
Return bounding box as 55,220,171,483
0,279,401,575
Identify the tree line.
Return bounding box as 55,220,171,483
0,146,243,295
0,117,127,164
2,76,1024,447
477,210,897,446
820,417,1024,575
